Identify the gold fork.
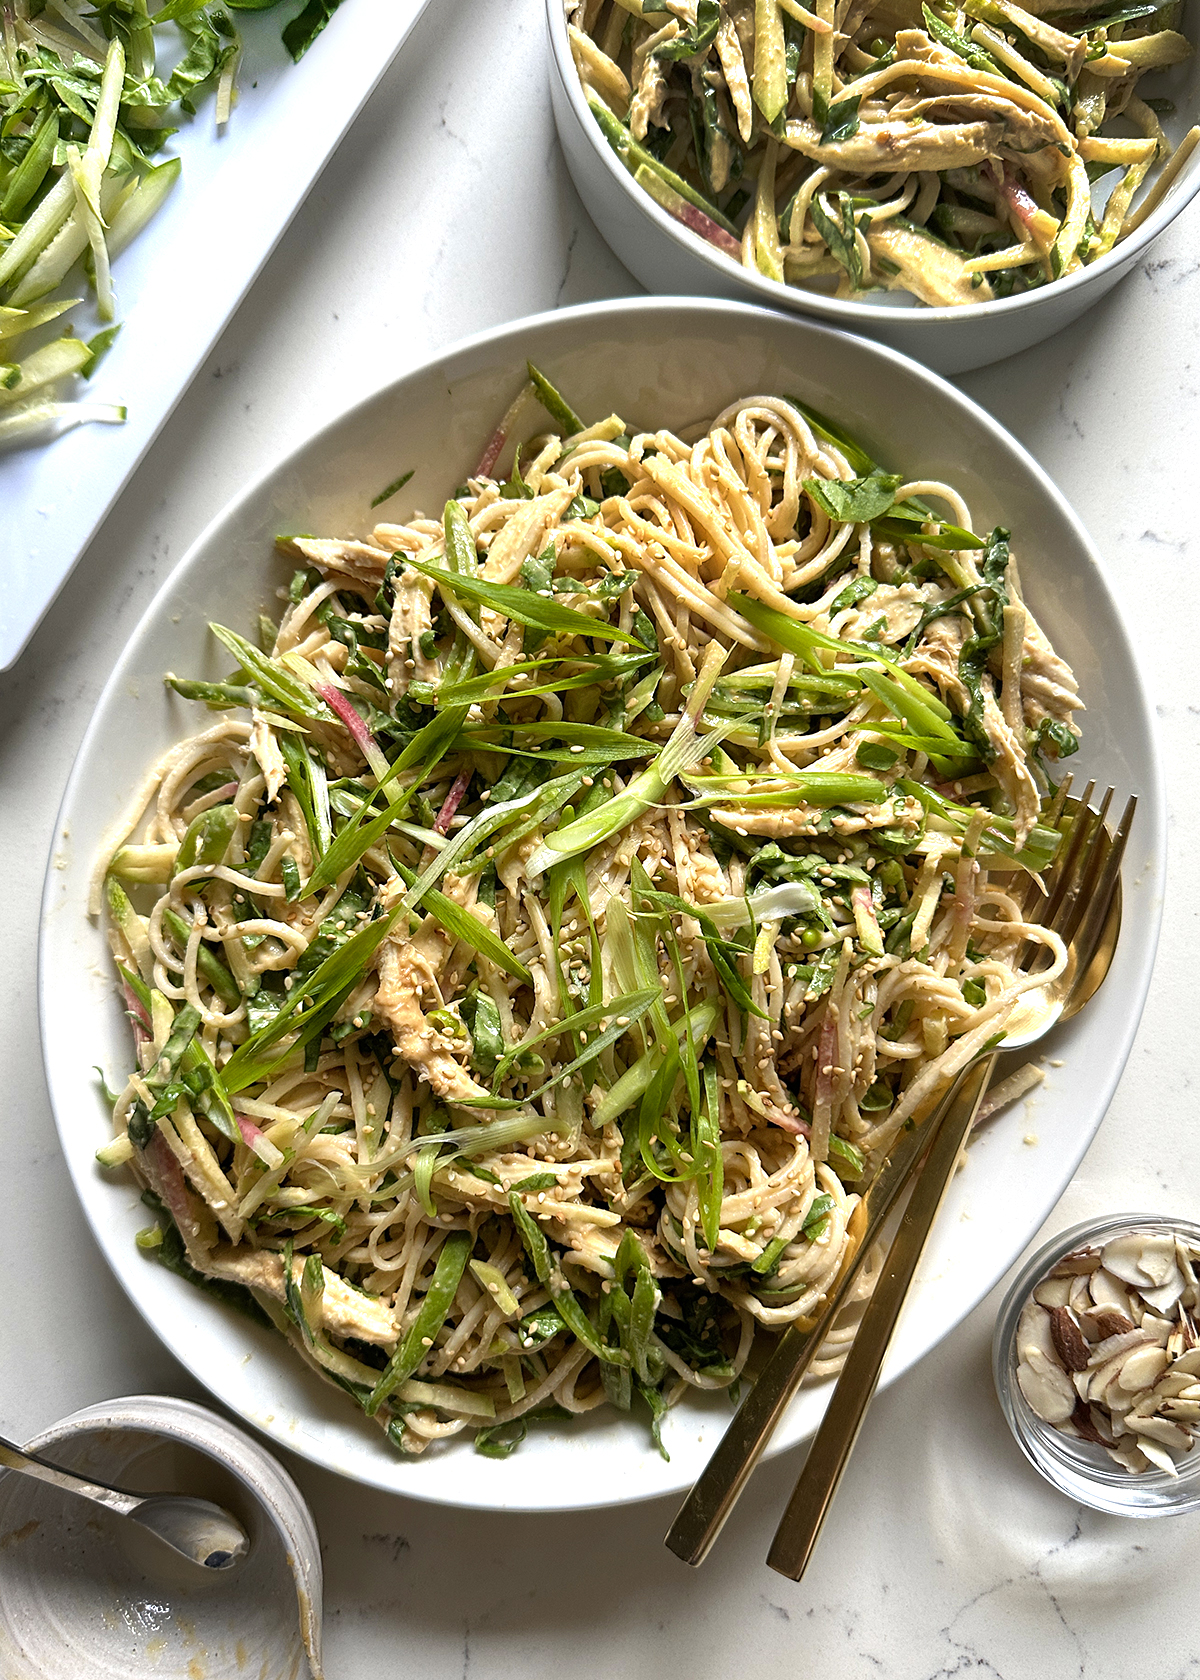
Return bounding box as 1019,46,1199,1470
765,784,1134,1580
665,782,1133,1570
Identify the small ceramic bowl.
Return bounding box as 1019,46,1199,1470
993,1215,1200,1517
547,0,1200,374
0,1395,323,1679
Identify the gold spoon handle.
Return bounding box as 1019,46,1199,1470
765,1052,996,1580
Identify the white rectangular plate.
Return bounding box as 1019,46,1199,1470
0,0,431,671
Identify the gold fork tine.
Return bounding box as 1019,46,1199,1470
1042,771,1074,833
1062,794,1136,1016
1037,782,1109,936
1051,785,1116,951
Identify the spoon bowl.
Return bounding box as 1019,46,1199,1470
128,1494,249,1571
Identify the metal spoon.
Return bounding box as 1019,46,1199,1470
0,1434,249,1570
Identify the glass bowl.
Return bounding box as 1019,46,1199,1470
993,1213,1200,1517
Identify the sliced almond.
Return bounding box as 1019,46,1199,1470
1068,1398,1106,1445
1139,1312,1175,1346
1136,1439,1182,1477
1125,1415,1193,1451
1088,1347,1144,1403
1087,1328,1147,1369
1089,1268,1135,1318
1033,1276,1073,1309
1107,1440,1150,1474
1149,1371,1196,1401
1116,1343,1169,1393
1051,1246,1102,1276
1016,1301,1057,1365
1068,1273,1094,1314
1079,1306,1135,1341
1161,1399,1200,1421
1017,1355,1076,1424
1102,1232,1178,1289
1049,1306,1090,1372
1088,1403,1116,1445
1142,1275,1187,1315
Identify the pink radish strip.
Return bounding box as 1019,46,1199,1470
146,1132,191,1229
766,1103,811,1138
672,200,743,261
434,770,472,836
313,681,391,784
986,162,1047,244
122,980,152,1042
474,379,534,478
236,1111,284,1169
476,424,508,479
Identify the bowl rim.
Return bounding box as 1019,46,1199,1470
545,0,1200,329
38,294,1167,1510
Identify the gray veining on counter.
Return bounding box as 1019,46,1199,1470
3,2,1200,1676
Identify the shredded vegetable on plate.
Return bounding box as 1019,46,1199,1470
0,0,347,451
567,0,1198,307
95,364,1081,1460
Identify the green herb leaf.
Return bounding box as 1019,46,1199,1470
281,0,347,60
820,94,861,144
806,473,901,524
653,0,720,58
371,468,413,509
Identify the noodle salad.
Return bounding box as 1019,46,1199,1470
566,0,1197,307
94,366,1080,1460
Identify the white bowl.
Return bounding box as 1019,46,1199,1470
40,297,1164,1511
0,1396,323,1679
546,0,1200,374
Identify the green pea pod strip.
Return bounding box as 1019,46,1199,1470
443,497,478,577
550,1276,628,1366
145,1003,201,1093
614,1231,659,1382
366,1230,472,1414
173,803,238,876
161,907,240,1008
0,110,59,221
526,361,584,436
508,1191,552,1283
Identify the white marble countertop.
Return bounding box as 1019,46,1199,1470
3,2,1199,1675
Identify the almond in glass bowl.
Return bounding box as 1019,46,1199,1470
994,1215,1200,1515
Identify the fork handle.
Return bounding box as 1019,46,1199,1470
766,1052,997,1581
